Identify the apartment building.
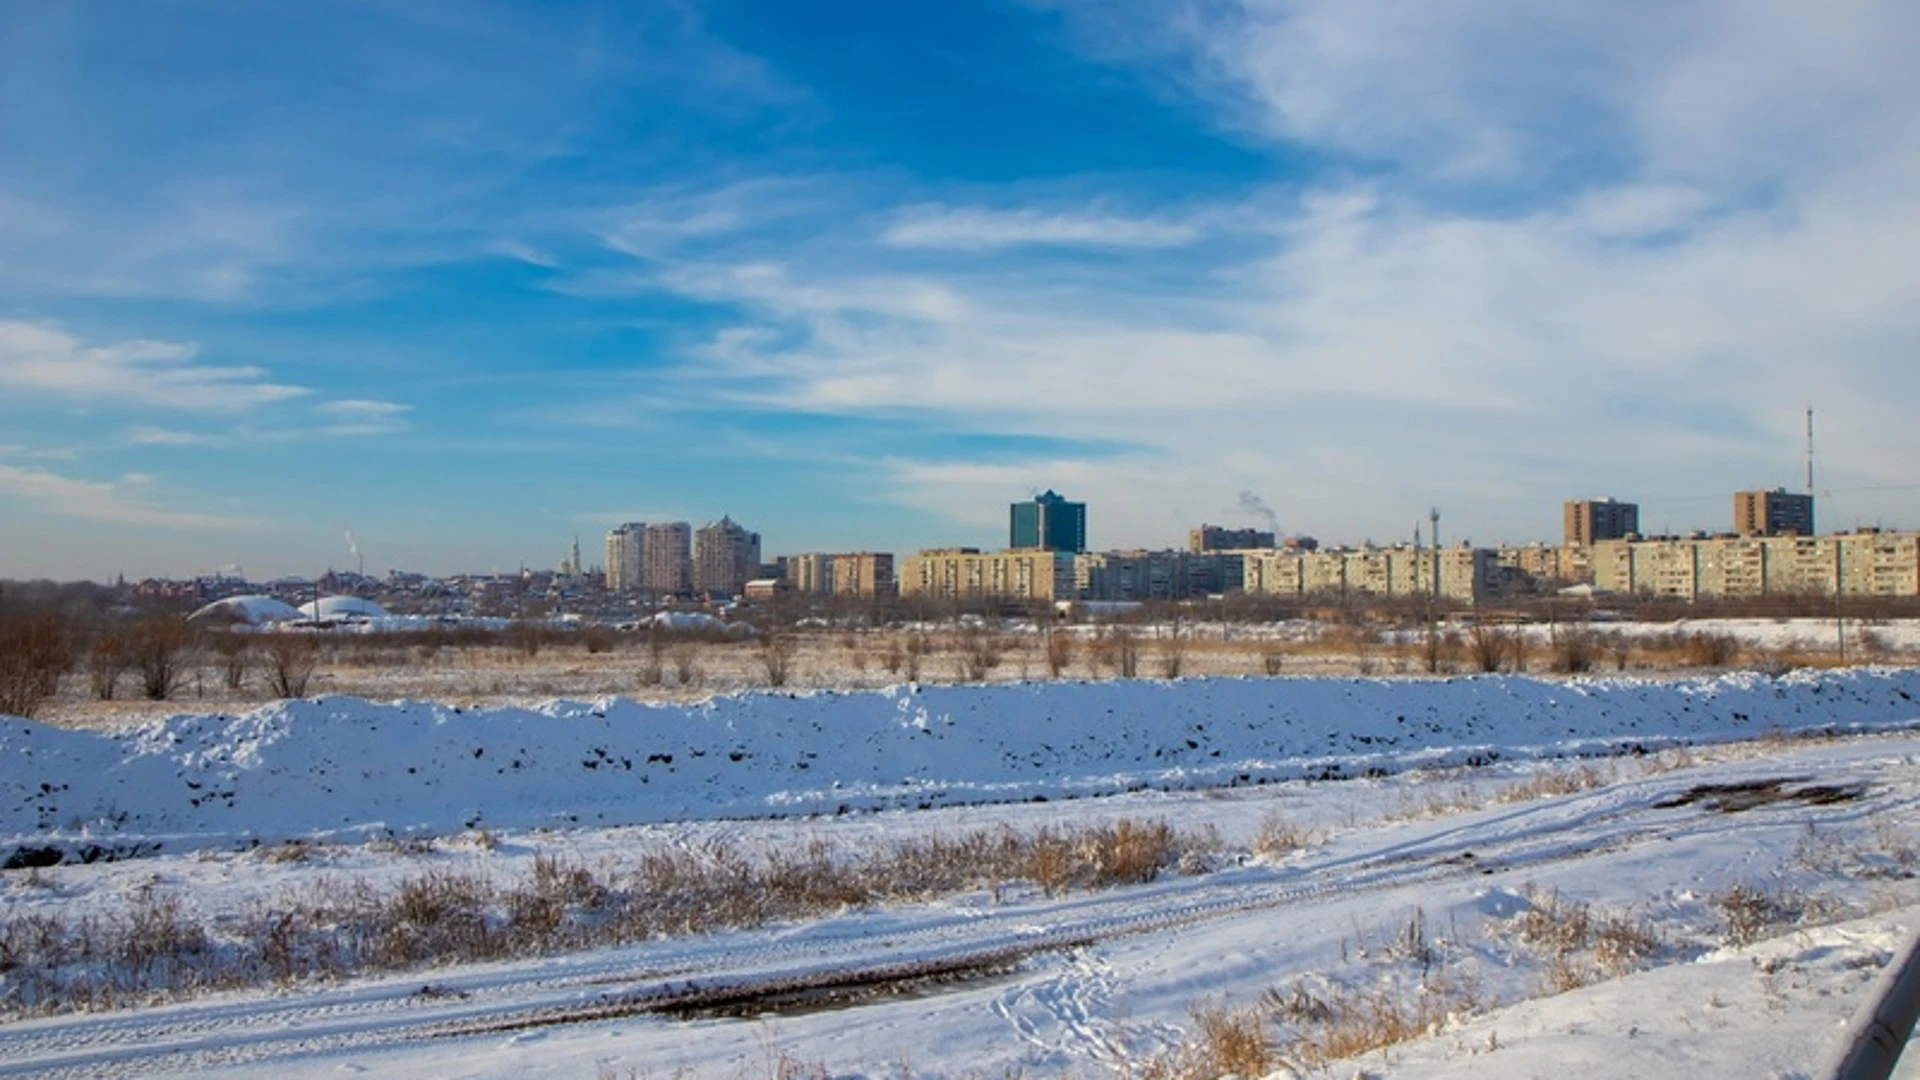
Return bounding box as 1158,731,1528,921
642,522,692,597
830,552,895,597
1240,545,1494,604
1590,530,1920,599
783,553,834,595
604,523,645,593
1564,498,1639,546
899,548,1075,603
780,552,895,597
1734,488,1815,537
693,516,761,597
1189,524,1276,553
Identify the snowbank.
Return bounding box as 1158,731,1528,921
4,670,1918,860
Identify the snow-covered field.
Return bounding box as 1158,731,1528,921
4,672,1920,1077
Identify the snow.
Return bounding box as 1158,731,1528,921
294,595,390,620
4,672,1920,1078
6,669,1919,859
185,595,303,626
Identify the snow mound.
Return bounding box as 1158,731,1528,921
188,595,303,626
296,596,390,620
4,670,1918,860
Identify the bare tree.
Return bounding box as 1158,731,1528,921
758,627,796,687
130,614,196,701
1156,626,1186,679
1112,628,1141,678
638,627,665,687
263,634,319,698
88,627,131,701
208,631,252,690
671,641,702,687
0,611,69,718
1044,627,1074,678
1468,622,1516,673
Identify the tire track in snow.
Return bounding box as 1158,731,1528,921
0,761,1890,1078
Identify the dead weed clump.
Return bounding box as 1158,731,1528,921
0,819,1216,1017
1500,886,1662,991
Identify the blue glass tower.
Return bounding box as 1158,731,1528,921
1010,490,1087,552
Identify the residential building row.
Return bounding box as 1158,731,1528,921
605,517,762,597
779,552,897,598
1588,530,1919,600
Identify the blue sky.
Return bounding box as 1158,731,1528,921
2,0,1917,580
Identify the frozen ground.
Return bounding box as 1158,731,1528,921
32,616,1920,730
3,672,1920,1077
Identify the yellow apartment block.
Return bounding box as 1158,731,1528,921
830,552,896,597
1240,545,1494,604
1589,531,1920,599
1493,543,1590,583
899,548,1076,602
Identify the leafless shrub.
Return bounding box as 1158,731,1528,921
758,628,796,687
1550,629,1600,674
1157,629,1187,679
1044,628,1074,678
1252,812,1314,858
207,631,251,690
86,628,131,702
1111,629,1141,678
263,634,319,698
671,642,702,687
1468,622,1516,673
1261,649,1285,676
904,632,929,682
1684,631,1741,669
880,638,904,677
1609,632,1633,671
129,614,195,701
955,626,1005,682
1713,882,1802,947
637,629,665,687
0,611,70,718
580,625,616,654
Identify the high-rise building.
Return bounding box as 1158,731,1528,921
1734,488,1815,537
693,516,762,596
1189,524,1276,552
1564,498,1639,546
642,522,692,596
605,523,645,592
1009,490,1087,553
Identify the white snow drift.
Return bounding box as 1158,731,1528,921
5,669,1919,859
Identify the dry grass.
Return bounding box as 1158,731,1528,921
0,818,1216,1017
1251,812,1317,859
1499,885,1662,991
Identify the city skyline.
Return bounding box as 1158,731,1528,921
3,2,1918,580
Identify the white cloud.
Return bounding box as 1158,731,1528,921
314,399,414,436
124,426,214,446
0,464,262,530
883,205,1201,250
0,320,307,411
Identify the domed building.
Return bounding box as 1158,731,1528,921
296,596,391,620
187,595,304,626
